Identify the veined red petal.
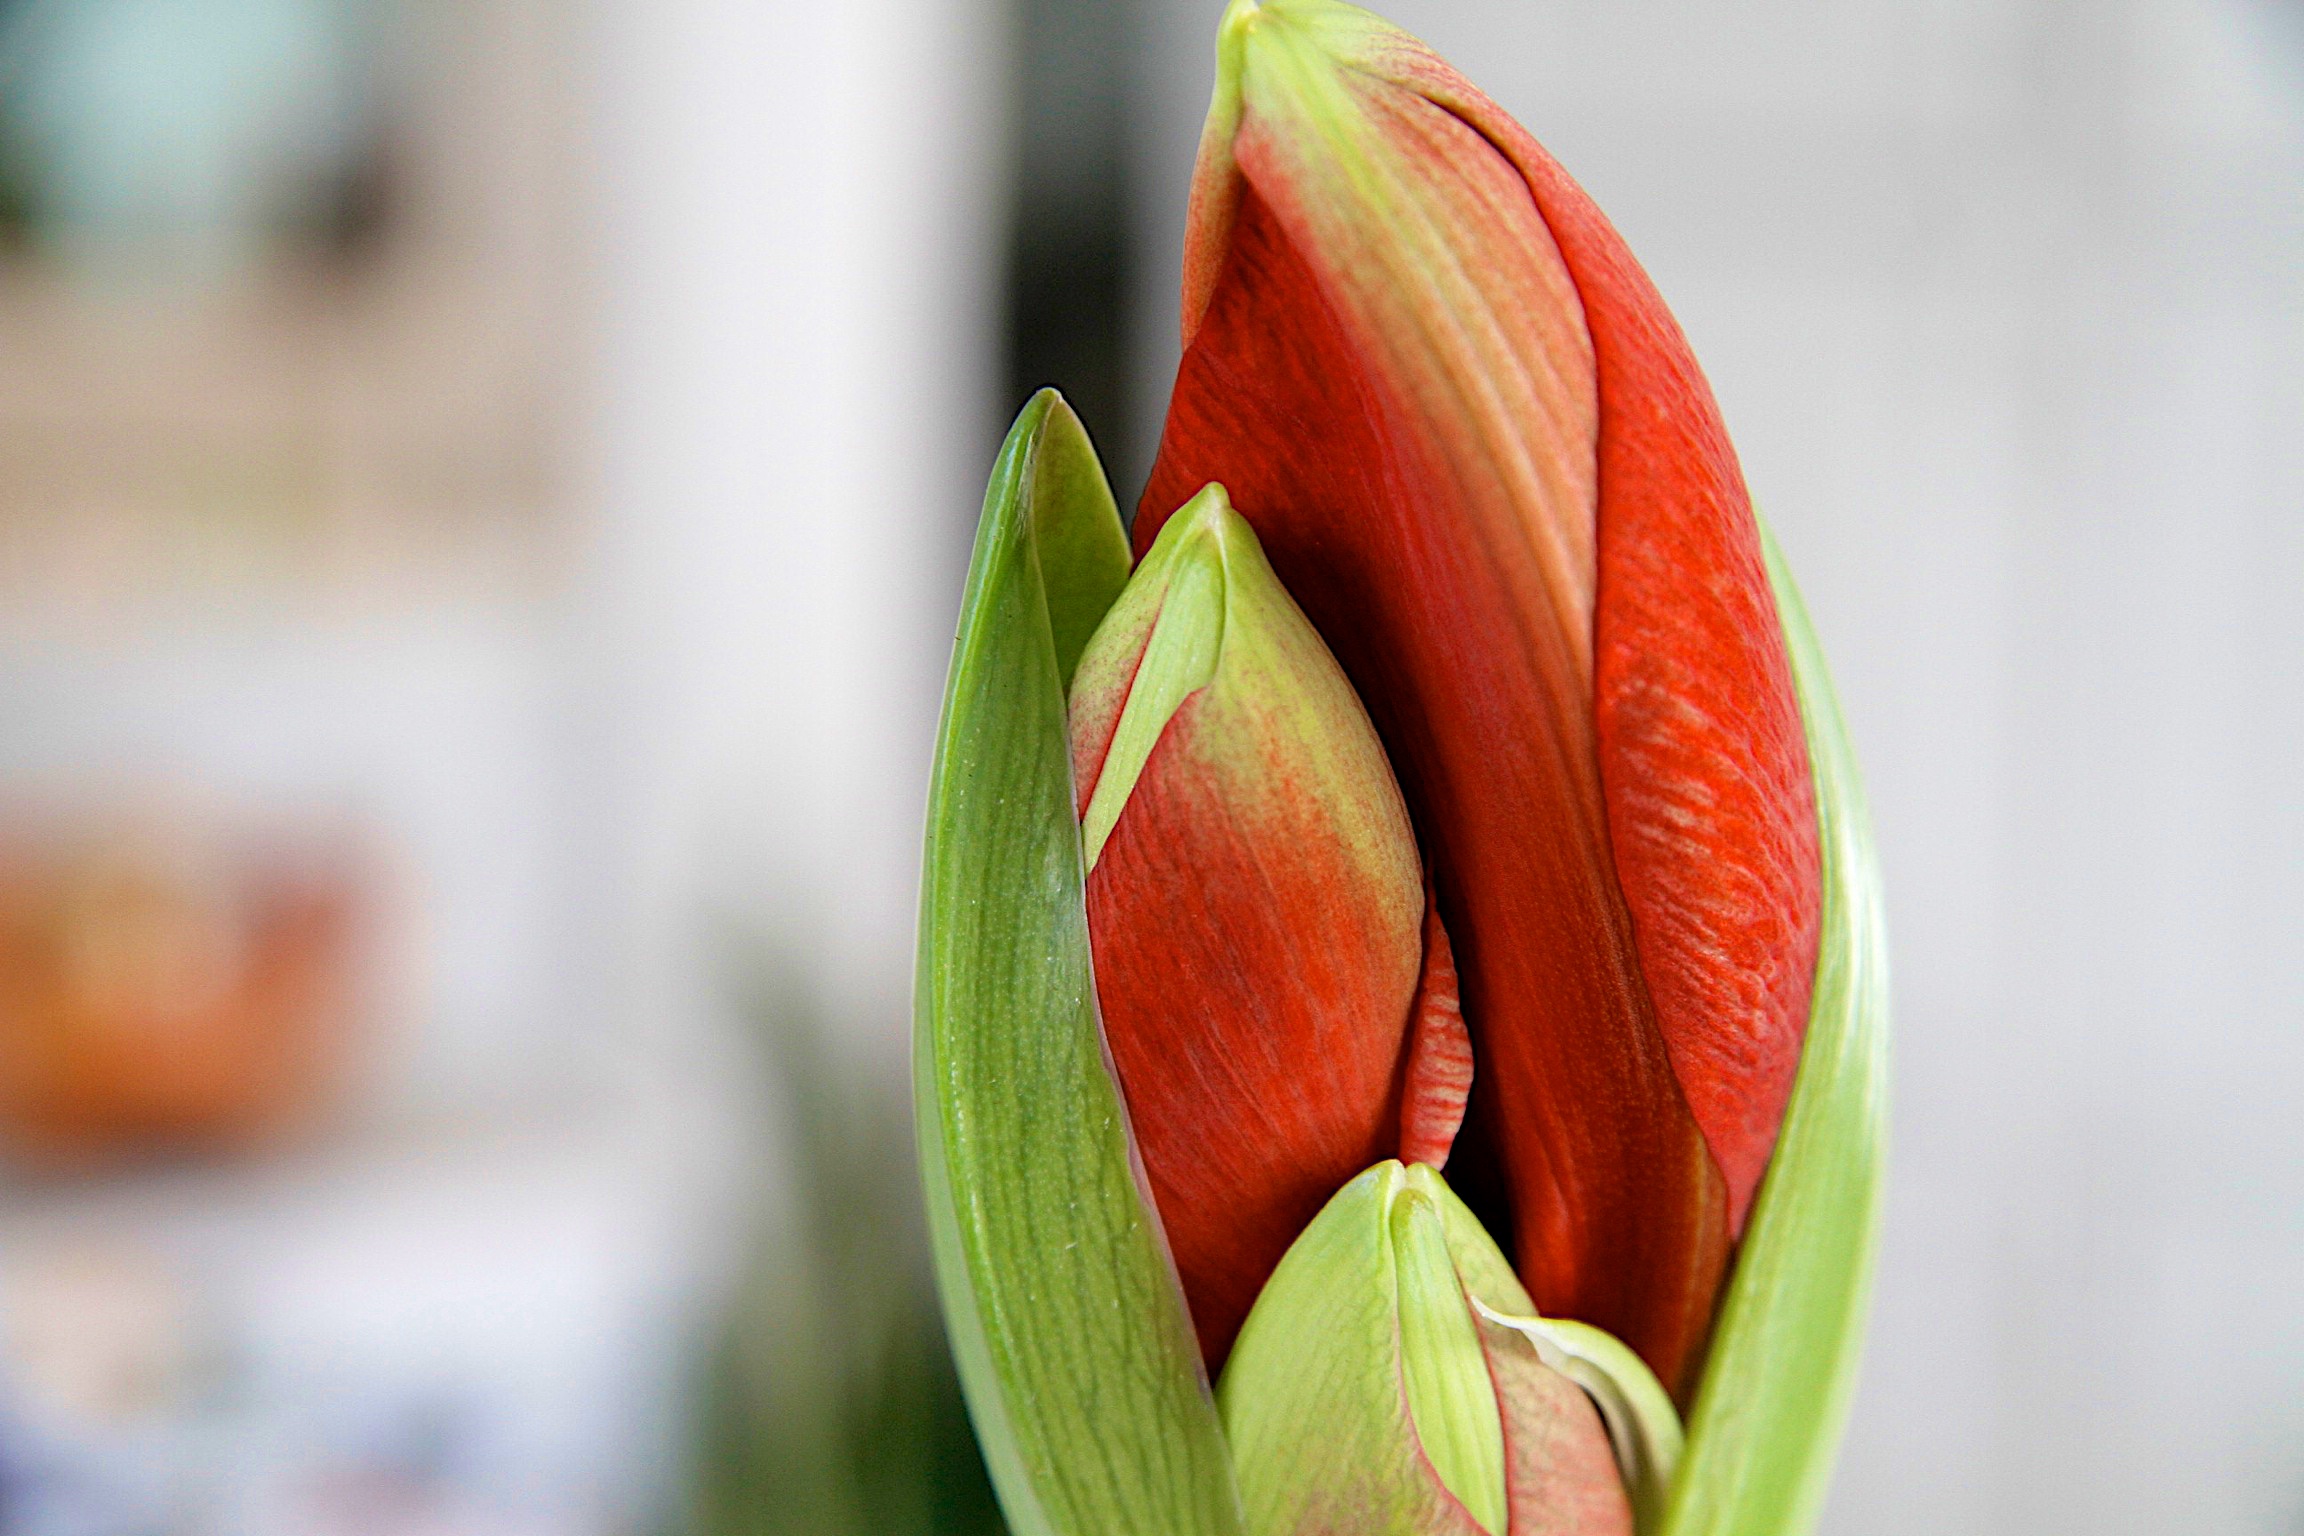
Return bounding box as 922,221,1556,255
1142,1,1753,1397
1381,11,1824,1253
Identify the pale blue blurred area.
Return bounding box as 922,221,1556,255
0,0,380,272
1122,1,2304,1529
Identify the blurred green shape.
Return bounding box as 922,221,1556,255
690,960,1007,1536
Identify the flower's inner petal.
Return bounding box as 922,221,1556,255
1398,891,1471,1170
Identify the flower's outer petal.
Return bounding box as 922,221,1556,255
1028,393,1137,689
1659,526,1888,1536
1218,1161,1631,1536
918,391,1244,1536
1378,4,1824,1238
1071,486,1432,1366
1144,0,1728,1395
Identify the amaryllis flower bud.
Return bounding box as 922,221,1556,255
1068,484,1472,1364
1218,1160,1683,1536
1141,0,1819,1398
913,3,1887,1534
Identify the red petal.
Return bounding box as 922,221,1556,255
1089,693,1422,1365
1395,57,1823,1232
1075,503,1433,1368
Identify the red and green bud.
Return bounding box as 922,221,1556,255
1067,484,1471,1363
914,2,1886,1534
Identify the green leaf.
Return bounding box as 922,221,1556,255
916,389,1246,1536
1661,526,1891,1536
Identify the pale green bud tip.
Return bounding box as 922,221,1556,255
1072,480,1399,882
1076,483,1239,867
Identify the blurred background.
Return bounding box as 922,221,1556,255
0,0,2295,1531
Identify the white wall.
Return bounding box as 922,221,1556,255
1130,2,2304,1529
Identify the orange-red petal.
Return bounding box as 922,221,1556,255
1385,11,1823,1246
1398,893,1472,1172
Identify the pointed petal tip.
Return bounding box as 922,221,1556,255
1170,480,1237,536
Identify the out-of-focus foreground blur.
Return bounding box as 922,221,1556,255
0,0,2295,1532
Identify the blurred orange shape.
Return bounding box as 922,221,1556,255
0,821,359,1169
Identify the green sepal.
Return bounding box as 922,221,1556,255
1661,526,1891,1536
1392,1172,1509,1534
1077,484,1232,868
1218,1161,1656,1536
916,389,1246,1536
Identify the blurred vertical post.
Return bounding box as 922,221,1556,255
583,0,1007,1519
1005,0,1137,493
585,0,1003,1078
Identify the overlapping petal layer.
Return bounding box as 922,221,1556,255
1370,29,1825,1233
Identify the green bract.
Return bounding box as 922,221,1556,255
917,390,1885,1536
916,390,1244,1536
1217,1160,1682,1536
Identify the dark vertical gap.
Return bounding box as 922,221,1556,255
1005,0,1135,508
